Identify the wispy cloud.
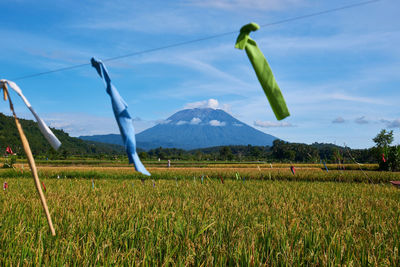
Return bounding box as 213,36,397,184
190,117,202,125
209,120,226,126
332,117,345,123
254,120,294,128
176,120,188,126
387,119,400,128
257,31,400,54
381,118,400,128
187,0,305,10
354,116,369,125
45,113,117,137
44,112,155,136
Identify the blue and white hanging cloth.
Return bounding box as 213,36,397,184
90,58,150,176
0,79,61,150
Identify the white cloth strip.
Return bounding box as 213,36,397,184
0,79,61,150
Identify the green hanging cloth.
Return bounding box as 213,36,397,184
235,22,290,120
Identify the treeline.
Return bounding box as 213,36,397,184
138,140,377,163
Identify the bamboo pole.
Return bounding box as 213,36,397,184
2,84,56,236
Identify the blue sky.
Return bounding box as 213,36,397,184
0,0,399,148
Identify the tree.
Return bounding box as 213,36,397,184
195,151,203,161
219,146,233,161
373,129,398,171
138,151,148,160
373,129,393,148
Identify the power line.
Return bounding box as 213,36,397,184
12,0,380,81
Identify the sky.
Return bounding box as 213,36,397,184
0,0,399,149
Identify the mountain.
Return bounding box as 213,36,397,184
80,108,278,150
0,113,124,156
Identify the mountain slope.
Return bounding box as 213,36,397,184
80,108,278,150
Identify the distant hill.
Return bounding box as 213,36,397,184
80,108,278,150
0,113,124,156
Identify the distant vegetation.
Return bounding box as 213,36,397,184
139,141,376,164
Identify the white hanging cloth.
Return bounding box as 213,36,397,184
0,79,61,150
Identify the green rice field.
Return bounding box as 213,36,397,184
1,164,400,265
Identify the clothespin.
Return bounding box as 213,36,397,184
2,82,8,101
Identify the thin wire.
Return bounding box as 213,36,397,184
11,0,380,81
344,143,373,183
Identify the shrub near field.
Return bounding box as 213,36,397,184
0,178,399,265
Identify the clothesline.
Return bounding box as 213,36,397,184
11,0,380,81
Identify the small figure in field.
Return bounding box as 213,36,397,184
3,182,8,191
167,160,171,168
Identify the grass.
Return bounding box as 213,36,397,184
1,174,400,265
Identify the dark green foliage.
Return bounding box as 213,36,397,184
373,129,394,148
387,146,400,172
373,129,400,171
138,143,377,163
2,155,16,168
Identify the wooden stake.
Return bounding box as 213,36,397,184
3,85,56,236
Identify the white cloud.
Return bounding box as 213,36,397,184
184,98,230,111
190,117,202,125
354,116,369,125
332,117,345,123
384,119,400,128
176,120,188,125
233,122,243,127
254,120,293,128
209,120,226,126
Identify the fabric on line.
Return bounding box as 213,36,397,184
0,79,61,150
235,22,290,121
90,58,151,176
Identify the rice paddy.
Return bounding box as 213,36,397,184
1,162,399,265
